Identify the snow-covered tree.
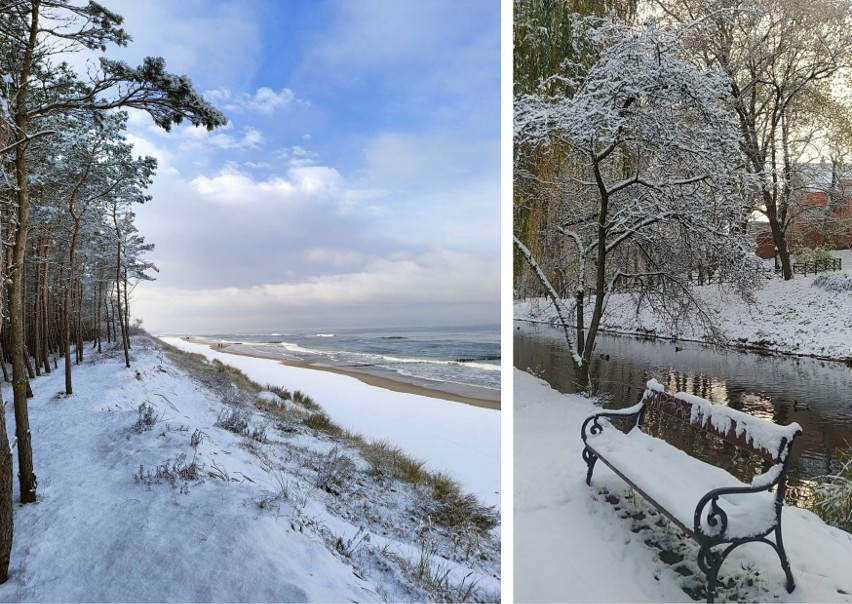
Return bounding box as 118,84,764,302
513,0,638,294
1,0,226,507
514,15,764,391
651,0,852,280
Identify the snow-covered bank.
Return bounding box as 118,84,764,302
514,368,852,602
515,249,852,361
164,336,501,510
0,338,500,602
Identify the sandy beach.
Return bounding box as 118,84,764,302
185,337,500,410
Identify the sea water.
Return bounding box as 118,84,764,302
200,324,500,391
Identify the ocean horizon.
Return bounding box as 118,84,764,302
169,324,500,391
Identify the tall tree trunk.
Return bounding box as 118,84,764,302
95,278,102,353
0,161,13,583
12,141,38,503
105,288,113,345
76,279,83,364
9,0,41,505
40,243,50,374
114,233,130,368
123,270,131,350
0,403,11,582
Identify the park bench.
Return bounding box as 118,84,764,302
580,379,802,602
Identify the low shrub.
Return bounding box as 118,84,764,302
265,385,292,401
134,453,202,493
813,272,852,292
132,401,158,432
794,245,835,265
814,444,852,533
293,390,320,411
215,408,251,435
211,359,262,391
427,472,499,532
362,440,427,486
315,446,356,492
303,411,341,436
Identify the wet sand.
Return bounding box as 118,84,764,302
185,337,500,411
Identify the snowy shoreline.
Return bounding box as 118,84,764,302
184,336,501,410
163,337,501,510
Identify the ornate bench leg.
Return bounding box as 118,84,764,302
582,447,597,486
775,525,796,593
698,545,723,604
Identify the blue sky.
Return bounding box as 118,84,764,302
100,0,500,333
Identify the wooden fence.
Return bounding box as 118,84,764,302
775,257,842,277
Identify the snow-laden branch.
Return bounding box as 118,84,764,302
514,236,582,366
514,13,764,390
0,128,57,154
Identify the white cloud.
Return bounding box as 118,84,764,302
276,146,320,167
186,163,383,214
132,249,499,332
304,248,367,268
206,87,300,114
173,123,264,151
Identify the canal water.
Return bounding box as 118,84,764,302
515,321,852,507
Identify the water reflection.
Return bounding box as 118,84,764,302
515,321,852,508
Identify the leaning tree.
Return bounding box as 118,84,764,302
514,16,764,392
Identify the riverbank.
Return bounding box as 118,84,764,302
515,249,852,362
514,368,852,602
184,337,500,410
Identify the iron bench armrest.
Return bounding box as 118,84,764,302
693,478,779,542
580,403,644,443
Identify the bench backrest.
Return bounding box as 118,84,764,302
641,380,802,463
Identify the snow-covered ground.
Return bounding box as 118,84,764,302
514,368,852,602
516,249,852,361
163,337,501,510
0,337,500,602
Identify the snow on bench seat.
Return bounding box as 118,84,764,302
587,422,777,538
581,383,802,603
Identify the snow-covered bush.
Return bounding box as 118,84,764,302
215,408,251,435
815,445,852,533
303,410,341,435
293,390,320,411
813,272,852,292
362,440,427,486
427,472,499,532
314,446,356,493
132,401,158,432
794,245,835,265
263,384,292,401
134,453,201,492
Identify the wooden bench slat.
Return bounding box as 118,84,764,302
642,380,801,462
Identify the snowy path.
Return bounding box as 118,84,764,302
0,339,500,602
0,342,377,602
515,369,852,602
